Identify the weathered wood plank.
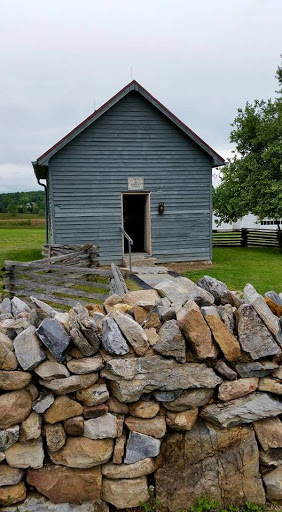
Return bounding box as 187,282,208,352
8,291,99,308
4,261,113,277
7,279,107,301
8,272,110,290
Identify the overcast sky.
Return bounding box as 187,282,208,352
0,0,281,193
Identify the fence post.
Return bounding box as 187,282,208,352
277,231,282,253
241,228,248,247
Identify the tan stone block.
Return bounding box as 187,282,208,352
27,464,101,504
218,378,258,401
43,396,83,424
205,314,241,361
166,408,198,431
129,400,160,419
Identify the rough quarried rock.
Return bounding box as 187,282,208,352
155,277,214,312
30,296,56,318
125,416,166,438
49,437,114,468
35,361,70,380
76,383,109,406
36,318,71,363
237,304,281,359
155,421,265,510
217,304,235,332
0,297,12,315
102,476,148,509
101,317,129,356
218,377,259,401
163,389,214,412
113,433,126,464
166,408,198,431
177,301,216,359
129,400,160,418
69,304,100,356
102,458,154,478
27,465,102,504
106,396,129,415
253,417,282,451
258,377,282,395
11,297,30,316
19,412,41,443
0,335,17,370
0,426,19,451
0,464,24,487
244,284,282,346
215,360,237,380
114,311,149,356
201,392,282,427
124,432,161,464
84,414,118,439
235,361,278,378
43,418,64,450
153,319,186,363
260,448,282,467
205,315,241,361
0,390,32,429
0,481,26,506
67,355,103,374
263,467,282,500
153,390,182,402
123,289,160,309
0,370,31,390
44,396,83,424
5,438,44,469
14,326,46,370
64,416,84,436
198,276,231,305
39,373,98,395
83,404,108,418
103,356,221,402
32,391,55,414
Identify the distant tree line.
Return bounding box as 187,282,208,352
0,191,45,216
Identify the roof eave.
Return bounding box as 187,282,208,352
32,161,48,180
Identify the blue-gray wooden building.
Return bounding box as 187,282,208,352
32,80,225,264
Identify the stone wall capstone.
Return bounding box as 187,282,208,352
0,277,282,510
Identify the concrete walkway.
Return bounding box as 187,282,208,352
129,265,175,288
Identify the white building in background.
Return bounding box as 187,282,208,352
213,213,282,231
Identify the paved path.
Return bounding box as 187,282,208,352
129,265,175,288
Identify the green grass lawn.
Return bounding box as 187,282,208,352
0,228,45,293
183,247,282,295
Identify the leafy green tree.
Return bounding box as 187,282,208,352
213,60,282,236
6,202,18,216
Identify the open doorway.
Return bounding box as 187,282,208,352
122,193,151,254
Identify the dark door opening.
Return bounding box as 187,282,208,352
123,194,146,253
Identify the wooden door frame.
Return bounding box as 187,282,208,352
121,192,152,256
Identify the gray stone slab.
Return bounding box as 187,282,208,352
124,431,161,464
36,318,71,363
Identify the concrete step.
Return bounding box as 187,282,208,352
122,254,158,267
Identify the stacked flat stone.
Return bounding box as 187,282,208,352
0,279,282,510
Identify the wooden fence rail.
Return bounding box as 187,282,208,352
213,229,281,248
2,253,127,310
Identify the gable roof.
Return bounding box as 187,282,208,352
33,80,225,179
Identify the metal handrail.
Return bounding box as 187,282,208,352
121,228,133,272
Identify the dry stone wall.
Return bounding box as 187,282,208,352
0,277,282,510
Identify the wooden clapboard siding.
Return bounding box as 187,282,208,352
48,91,213,263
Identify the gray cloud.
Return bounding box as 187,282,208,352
0,0,281,192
